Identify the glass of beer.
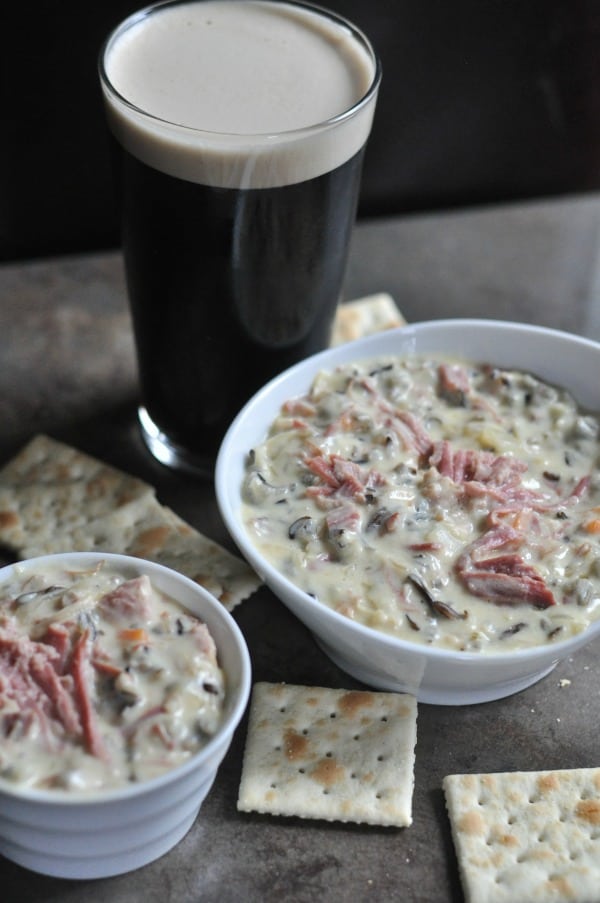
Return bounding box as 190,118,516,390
99,0,381,475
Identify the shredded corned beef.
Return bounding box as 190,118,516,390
1,620,107,758
438,361,471,404
304,452,386,503
71,629,107,759
378,403,434,456
429,440,528,488
325,504,361,536
0,624,82,745
456,523,556,608
98,575,152,624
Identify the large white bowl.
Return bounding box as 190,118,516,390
216,318,600,705
0,551,251,879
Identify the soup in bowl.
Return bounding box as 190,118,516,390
216,319,600,704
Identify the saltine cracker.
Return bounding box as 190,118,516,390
444,768,600,903
237,681,417,827
0,435,261,611
330,293,405,346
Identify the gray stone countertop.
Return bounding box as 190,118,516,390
1,193,600,902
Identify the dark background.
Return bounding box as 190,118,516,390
4,0,600,262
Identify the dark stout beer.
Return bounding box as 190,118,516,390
120,146,365,460
100,0,380,472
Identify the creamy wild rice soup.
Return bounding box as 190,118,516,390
241,354,600,651
0,561,225,790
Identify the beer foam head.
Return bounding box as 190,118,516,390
100,0,380,188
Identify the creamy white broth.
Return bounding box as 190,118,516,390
0,561,225,790
241,354,600,652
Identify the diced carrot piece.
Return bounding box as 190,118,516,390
512,510,534,532
118,628,150,645
583,518,600,534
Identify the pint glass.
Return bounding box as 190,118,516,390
99,0,381,474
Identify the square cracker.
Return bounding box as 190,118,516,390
0,434,152,492
443,768,600,903
237,682,417,826
330,293,406,346
0,435,261,611
0,434,154,551
20,493,261,612
120,501,262,611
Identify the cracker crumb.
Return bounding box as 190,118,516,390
559,678,571,688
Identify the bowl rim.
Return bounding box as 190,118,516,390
216,316,600,667
0,550,252,805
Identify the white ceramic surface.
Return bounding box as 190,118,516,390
216,318,600,705
0,552,251,879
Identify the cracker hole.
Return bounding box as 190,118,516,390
270,783,277,789
537,832,548,843
507,815,516,824
325,751,333,758
528,794,539,804
279,707,286,713
351,773,357,779
323,789,329,795
302,729,309,735
330,712,337,719
298,768,305,774
380,716,388,722
377,755,385,762
353,734,360,741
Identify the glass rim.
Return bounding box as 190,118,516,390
98,0,382,142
